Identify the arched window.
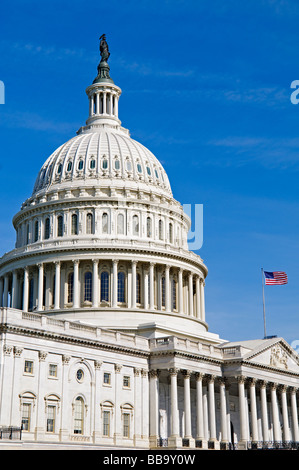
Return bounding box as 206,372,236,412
102,213,108,234
172,279,177,310
90,159,96,170
78,160,84,170
117,213,124,235
114,159,120,170
57,215,63,237
71,214,78,235
159,219,163,241
161,277,165,307
102,158,108,170
146,217,152,238
34,220,39,242
57,163,62,174
26,224,30,244
44,218,50,240
133,215,139,236
86,213,93,234
73,397,84,434
67,161,72,172
84,272,92,302
136,273,141,304
68,272,74,304
169,223,173,243
100,271,109,302
118,272,125,303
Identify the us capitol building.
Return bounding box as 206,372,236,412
0,37,298,450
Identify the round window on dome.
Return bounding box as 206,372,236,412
78,160,84,171
137,163,142,173
67,161,73,172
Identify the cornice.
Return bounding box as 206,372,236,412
1,323,150,360
223,358,299,378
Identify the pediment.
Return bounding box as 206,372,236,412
244,339,299,373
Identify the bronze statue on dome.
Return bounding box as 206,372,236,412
99,34,110,63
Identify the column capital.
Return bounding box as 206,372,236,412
54,260,61,267
149,369,160,379
38,350,48,362
236,375,247,385
62,355,71,365
259,379,268,389
182,369,192,379
169,368,180,377
290,386,298,394
195,372,204,381
248,377,258,387
114,363,122,373
134,367,141,376
13,346,23,357
94,360,103,370
92,258,99,265
72,259,80,266
270,382,279,391
37,262,43,269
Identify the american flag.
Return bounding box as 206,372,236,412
264,271,288,285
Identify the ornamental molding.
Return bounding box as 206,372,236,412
3,324,150,359
270,345,288,370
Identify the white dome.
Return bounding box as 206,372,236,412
32,126,172,198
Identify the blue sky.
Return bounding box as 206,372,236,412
0,0,299,346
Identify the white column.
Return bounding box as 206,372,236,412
219,378,228,444
143,268,148,309
59,355,70,441
92,259,99,308
290,388,299,441
169,368,181,447
37,263,44,312
149,370,159,447
103,92,107,114
208,375,217,442
238,376,248,445
165,265,170,312
260,381,269,442
23,267,29,311
131,261,137,309
73,260,80,309
112,259,118,308
195,276,200,319
195,373,205,442
35,350,48,439
280,385,291,442
95,93,100,114
11,270,18,309
114,94,118,117
178,268,184,314
249,378,259,442
93,360,102,443
183,370,193,443
270,383,281,442
200,278,205,322
188,273,193,316
134,368,142,446
149,262,155,310
54,261,61,310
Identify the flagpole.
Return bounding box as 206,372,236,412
261,268,267,338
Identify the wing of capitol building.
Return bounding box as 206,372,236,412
0,36,298,451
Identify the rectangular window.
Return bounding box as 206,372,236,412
21,403,31,431
103,410,110,436
123,413,130,438
123,376,130,388
46,405,56,433
24,360,33,374
49,364,58,378
103,372,111,385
